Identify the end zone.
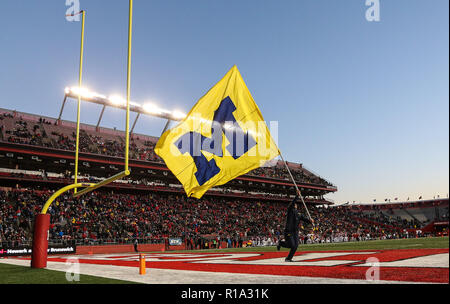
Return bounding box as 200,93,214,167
3,248,448,284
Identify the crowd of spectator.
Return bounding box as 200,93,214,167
0,113,333,186
1,187,445,248
435,208,449,222
2,111,446,249
3,118,47,147
251,166,333,186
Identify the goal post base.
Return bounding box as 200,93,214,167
30,213,51,269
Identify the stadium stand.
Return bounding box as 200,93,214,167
0,108,448,251
0,109,334,186
0,186,447,249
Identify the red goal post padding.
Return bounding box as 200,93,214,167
31,214,50,268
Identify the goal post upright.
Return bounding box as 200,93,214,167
32,1,134,268
73,0,133,197
74,10,86,194
125,0,133,173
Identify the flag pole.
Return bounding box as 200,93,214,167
278,151,315,228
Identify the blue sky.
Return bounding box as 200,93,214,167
0,0,448,204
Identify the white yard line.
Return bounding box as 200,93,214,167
0,258,432,284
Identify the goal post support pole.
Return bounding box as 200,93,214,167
30,214,50,269
31,183,93,268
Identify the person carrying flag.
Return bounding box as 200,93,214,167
154,65,316,258
277,194,314,262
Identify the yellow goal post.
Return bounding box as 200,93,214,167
41,0,134,213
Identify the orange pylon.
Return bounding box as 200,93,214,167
139,254,146,275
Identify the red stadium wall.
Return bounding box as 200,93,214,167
76,244,185,255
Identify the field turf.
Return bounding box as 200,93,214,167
171,236,449,253
0,236,447,284
0,263,137,284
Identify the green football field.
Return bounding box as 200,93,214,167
172,236,449,253
0,263,136,284
0,236,447,284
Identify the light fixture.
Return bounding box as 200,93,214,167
143,103,161,115
109,95,126,106
64,86,186,121
172,110,186,120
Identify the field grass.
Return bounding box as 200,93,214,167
0,263,137,284
0,236,447,284
167,236,449,253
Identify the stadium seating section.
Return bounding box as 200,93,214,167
0,111,333,186
0,110,448,248
0,187,447,248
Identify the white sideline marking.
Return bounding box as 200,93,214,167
355,253,449,268
192,252,378,266
0,258,432,284
64,253,260,262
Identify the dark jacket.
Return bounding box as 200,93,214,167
284,196,311,235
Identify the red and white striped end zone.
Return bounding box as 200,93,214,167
37,248,448,284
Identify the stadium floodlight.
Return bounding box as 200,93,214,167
172,110,187,120
67,86,107,100
62,87,186,122
143,103,161,115
109,94,126,106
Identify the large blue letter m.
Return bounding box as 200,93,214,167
174,97,256,186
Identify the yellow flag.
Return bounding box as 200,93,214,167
155,65,279,198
